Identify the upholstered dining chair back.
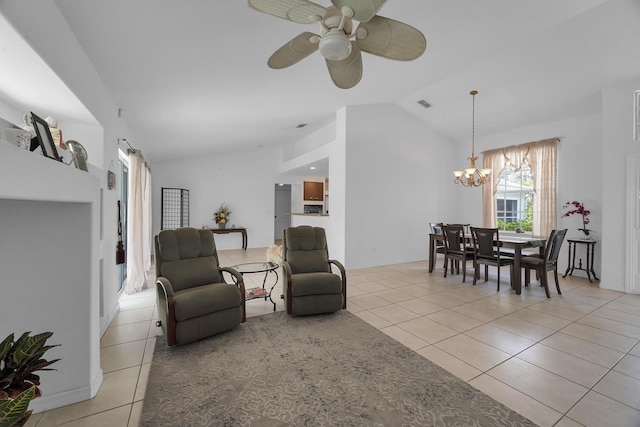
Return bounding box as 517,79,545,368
441,224,474,282
154,227,245,346
470,227,514,291
521,228,568,298
282,226,346,316
545,228,567,266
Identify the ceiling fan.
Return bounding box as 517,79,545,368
248,0,427,89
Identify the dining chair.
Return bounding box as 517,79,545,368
520,229,568,298
429,222,448,270
441,224,474,282
470,227,515,291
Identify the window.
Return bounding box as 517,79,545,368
496,163,534,232
482,138,558,238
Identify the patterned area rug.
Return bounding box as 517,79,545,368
141,310,537,426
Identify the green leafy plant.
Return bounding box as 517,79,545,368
0,332,60,427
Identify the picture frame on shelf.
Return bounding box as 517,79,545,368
31,112,61,162
68,140,89,172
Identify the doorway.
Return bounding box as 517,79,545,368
274,184,291,244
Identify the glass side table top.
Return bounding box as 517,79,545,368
231,261,279,274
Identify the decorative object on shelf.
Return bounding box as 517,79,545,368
1,128,32,150
30,112,62,162
0,331,60,426
44,116,66,150
67,140,88,171
562,200,591,237
214,203,232,229
45,116,73,165
19,113,36,137
453,90,492,187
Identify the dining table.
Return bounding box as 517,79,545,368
428,232,546,294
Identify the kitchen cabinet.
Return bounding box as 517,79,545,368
303,181,324,201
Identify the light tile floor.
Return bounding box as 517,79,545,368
26,248,640,427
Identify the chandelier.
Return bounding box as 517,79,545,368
453,90,491,187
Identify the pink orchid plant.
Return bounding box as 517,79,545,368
562,201,591,235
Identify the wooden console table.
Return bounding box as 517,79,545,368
210,227,247,250
563,239,598,282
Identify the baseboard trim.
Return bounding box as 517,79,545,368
100,300,120,337
29,368,103,414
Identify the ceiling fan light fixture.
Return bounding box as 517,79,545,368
319,29,351,61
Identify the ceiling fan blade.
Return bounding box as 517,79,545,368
356,15,426,61
267,32,319,69
330,0,387,22
248,0,326,24
325,42,363,89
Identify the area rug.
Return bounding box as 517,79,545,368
141,310,537,426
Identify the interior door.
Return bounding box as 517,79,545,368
274,184,291,243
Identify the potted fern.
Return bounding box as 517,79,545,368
0,332,60,427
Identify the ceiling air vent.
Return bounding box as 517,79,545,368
417,99,432,109
296,123,308,128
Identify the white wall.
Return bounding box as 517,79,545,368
602,78,640,292
151,146,283,250
343,103,459,269
467,112,604,281
1,0,145,336
0,142,102,412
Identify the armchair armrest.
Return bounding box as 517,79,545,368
156,276,177,345
282,261,293,314
329,259,347,309
156,277,174,297
219,266,247,323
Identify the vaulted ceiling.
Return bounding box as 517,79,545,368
45,0,640,161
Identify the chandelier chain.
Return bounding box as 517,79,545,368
452,89,490,187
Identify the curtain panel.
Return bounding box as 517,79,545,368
124,151,153,295
482,138,558,238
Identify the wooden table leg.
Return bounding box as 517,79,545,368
590,243,599,280
513,246,522,294
428,234,436,273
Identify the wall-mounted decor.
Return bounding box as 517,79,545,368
31,112,61,162
107,161,116,190
635,90,640,142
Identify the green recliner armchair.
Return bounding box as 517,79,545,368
282,226,347,316
154,227,246,346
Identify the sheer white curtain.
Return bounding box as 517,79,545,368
124,150,152,294
482,138,558,238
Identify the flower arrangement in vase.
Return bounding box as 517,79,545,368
562,201,591,237
213,204,231,229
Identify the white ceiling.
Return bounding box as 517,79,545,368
43,0,640,162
